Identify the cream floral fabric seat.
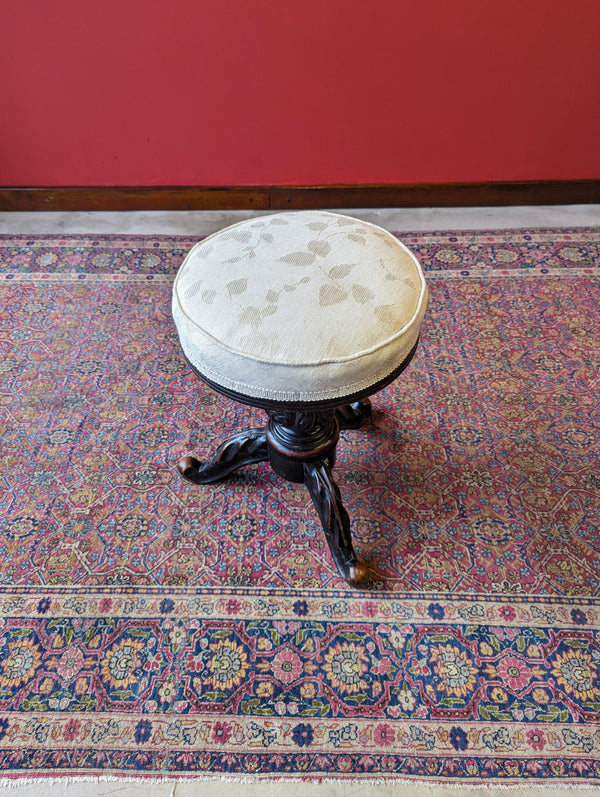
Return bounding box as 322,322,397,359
172,211,428,404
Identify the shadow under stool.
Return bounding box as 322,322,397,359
172,211,428,587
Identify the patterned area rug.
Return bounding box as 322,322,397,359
0,228,599,784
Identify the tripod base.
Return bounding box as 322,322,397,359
177,401,372,587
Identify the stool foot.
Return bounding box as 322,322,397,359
336,399,372,430
304,460,366,587
178,428,268,484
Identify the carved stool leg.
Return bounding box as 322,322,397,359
177,428,268,484
304,459,368,588
178,406,370,587
336,399,372,430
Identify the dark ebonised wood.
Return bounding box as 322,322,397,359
2,180,599,211
176,346,420,588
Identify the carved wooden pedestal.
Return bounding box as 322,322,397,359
178,400,371,587
177,344,418,588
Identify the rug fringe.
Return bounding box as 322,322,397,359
1,774,600,792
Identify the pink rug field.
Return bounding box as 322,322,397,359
0,228,599,783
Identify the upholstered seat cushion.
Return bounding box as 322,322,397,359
172,211,428,403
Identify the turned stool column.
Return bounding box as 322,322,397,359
172,211,428,587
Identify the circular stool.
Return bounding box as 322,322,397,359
172,211,428,587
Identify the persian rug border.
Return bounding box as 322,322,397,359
2,585,600,612
1,588,600,783
2,227,600,245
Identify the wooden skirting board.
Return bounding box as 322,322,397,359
1,181,599,212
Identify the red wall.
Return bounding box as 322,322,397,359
2,0,600,186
